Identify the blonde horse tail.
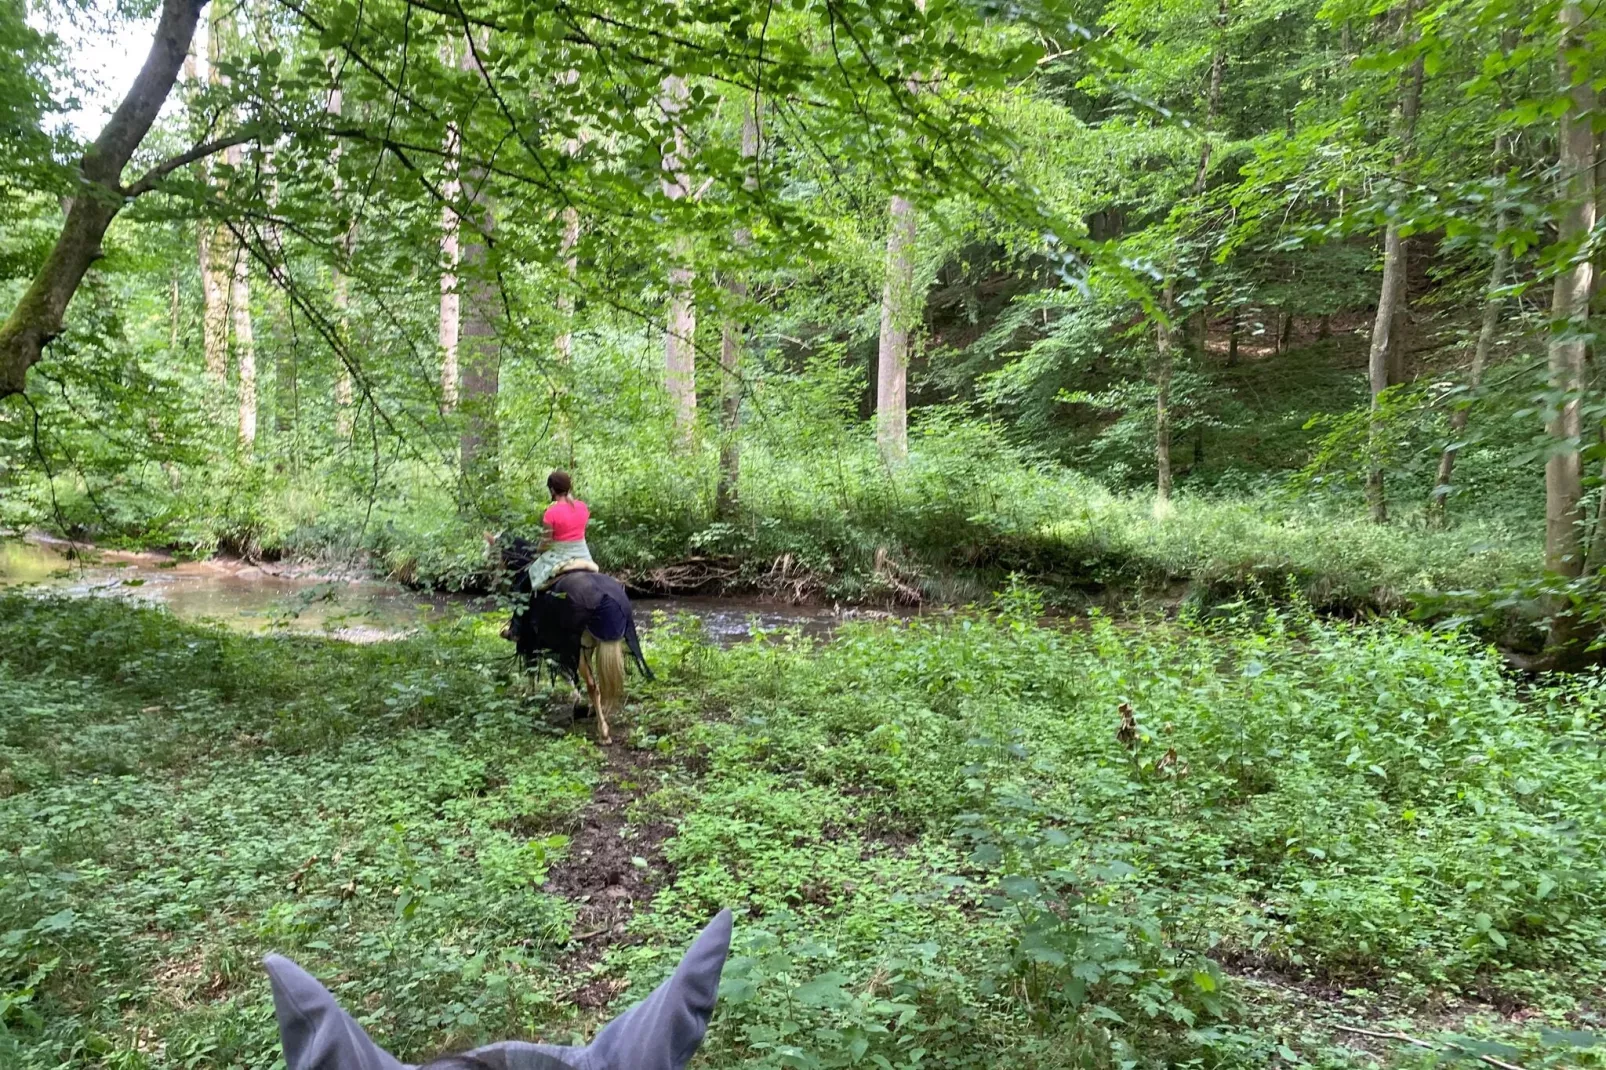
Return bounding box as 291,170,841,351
592,637,626,722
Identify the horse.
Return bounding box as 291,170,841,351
496,536,651,744
264,910,731,1070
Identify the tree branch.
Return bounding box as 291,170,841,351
0,0,208,398
124,130,271,197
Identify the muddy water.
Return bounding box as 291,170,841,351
0,537,887,645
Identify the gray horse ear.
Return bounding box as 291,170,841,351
583,910,734,1070
264,955,409,1070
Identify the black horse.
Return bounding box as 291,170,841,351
497,536,650,743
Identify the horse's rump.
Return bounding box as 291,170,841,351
508,570,651,683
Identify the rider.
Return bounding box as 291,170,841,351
525,469,596,591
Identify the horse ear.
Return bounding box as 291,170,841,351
263,955,409,1070
581,910,733,1070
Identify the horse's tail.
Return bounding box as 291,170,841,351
593,637,626,720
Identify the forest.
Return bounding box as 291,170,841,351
2,0,1606,1065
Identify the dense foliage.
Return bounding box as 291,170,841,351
2,595,1604,1068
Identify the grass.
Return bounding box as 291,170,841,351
3,592,1604,1068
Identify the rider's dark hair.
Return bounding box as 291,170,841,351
547,470,572,497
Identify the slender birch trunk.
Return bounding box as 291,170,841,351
717,100,759,518
662,74,697,443
457,197,499,480
198,9,229,388
229,201,257,450
875,0,929,465
1155,279,1176,508
1364,0,1424,523
326,84,355,438
440,120,461,410
457,36,500,483
555,207,579,366
554,66,583,372
552,66,585,463
876,194,916,464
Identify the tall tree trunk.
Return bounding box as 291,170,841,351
327,84,356,437
876,194,916,464
1155,280,1176,509
661,74,697,443
230,216,256,450
1156,0,1227,510
199,233,229,385
1387,252,1411,385
0,0,208,396
874,0,929,466
1588,116,1606,572
717,100,759,519
1364,0,1425,523
1544,0,1596,660
275,339,296,438
555,207,579,367
199,7,230,389
552,66,586,464
458,38,499,484
553,66,583,375
457,201,499,482
169,269,181,350
1429,131,1509,526
440,120,461,411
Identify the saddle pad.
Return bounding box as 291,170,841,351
538,557,600,590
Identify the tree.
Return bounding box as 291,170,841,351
0,0,263,397
875,0,930,465
1543,0,1596,657
439,115,461,411
716,100,759,519
1364,0,1425,523
230,185,257,450
194,9,230,393
328,82,355,437
662,73,697,444
456,35,500,486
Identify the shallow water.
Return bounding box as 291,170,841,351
0,537,885,645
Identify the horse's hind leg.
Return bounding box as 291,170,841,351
579,645,611,745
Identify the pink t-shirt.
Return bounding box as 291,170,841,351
544,498,590,542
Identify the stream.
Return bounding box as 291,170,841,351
0,537,894,645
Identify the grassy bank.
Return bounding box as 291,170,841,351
34,417,1537,621
3,595,1602,1068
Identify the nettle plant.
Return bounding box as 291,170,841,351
950,733,1231,1060
714,922,985,1070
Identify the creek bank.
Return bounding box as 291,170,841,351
5,531,1559,663
0,535,916,645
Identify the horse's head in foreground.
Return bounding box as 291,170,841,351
264,910,731,1070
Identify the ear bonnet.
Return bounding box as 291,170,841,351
265,910,733,1070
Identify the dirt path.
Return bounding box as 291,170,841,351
543,742,676,1008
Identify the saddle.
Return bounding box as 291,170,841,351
541,557,599,589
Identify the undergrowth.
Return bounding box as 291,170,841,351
4,593,1603,1069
